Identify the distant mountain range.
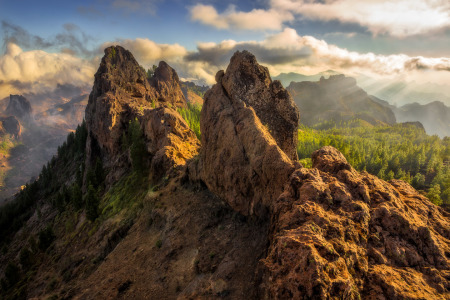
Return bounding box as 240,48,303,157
280,71,450,137
370,97,450,137
287,74,396,128
275,70,340,87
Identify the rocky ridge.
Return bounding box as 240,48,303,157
85,45,198,184
1,47,449,300
193,53,449,298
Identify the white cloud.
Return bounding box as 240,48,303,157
190,4,292,30
3,30,450,99
190,0,450,37
184,28,450,84
0,43,95,99
101,38,187,66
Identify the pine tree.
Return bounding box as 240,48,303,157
427,184,442,206
85,184,99,221
71,183,83,210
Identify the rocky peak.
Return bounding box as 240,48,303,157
90,46,150,101
6,94,32,119
85,45,197,184
221,51,299,160
149,61,187,108
192,51,299,216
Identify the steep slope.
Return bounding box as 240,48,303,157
0,48,449,300
288,75,396,127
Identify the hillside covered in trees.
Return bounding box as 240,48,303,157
297,123,450,207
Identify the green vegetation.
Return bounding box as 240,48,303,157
102,172,149,217
146,64,157,79
122,118,148,173
0,135,18,155
0,121,88,245
180,82,209,98
85,184,100,221
38,225,55,251
177,103,202,139
297,123,450,206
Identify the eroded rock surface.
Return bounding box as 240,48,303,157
149,61,187,108
192,52,299,216
222,51,299,160
264,146,450,299
85,46,198,182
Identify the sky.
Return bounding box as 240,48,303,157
0,0,450,105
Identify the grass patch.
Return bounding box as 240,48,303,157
101,172,151,218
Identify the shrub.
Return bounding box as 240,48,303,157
129,119,147,174
38,226,55,251
71,183,83,210
19,247,33,269
4,261,20,286
85,184,99,221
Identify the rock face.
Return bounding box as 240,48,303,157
0,116,21,138
6,94,32,119
85,45,198,181
264,146,450,299
149,61,187,108
193,51,299,216
222,51,299,160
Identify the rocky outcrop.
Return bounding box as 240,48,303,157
6,94,32,119
85,45,197,181
0,116,21,138
141,107,200,180
149,61,187,108
192,51,299,216
222,51,299,160
264,146,450,299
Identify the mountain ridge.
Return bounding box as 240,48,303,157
0,47,449,299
